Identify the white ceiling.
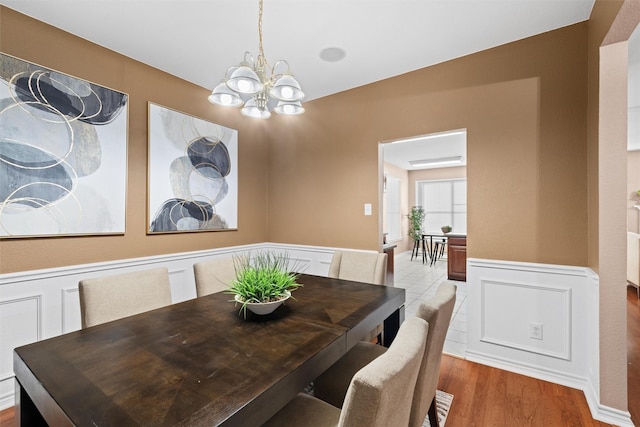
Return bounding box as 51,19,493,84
383,130,467,171
14,0,636,162
0,0,596,102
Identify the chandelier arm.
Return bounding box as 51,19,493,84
271,60,292,79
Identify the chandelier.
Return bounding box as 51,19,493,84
208,0,304,119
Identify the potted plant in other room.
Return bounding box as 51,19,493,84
441,225,452,234
228,251,303,318
408,206,426,241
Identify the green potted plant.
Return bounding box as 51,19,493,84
408,206,425,241
228,251,303,318
441,225,452,234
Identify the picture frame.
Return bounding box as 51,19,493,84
0,53,129,238
147,103,238,233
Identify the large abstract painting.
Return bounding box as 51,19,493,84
148,103,238,233
0,53,128,238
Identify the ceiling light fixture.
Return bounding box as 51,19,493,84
208,0,304,119
389,130,466,144
409,156,463,168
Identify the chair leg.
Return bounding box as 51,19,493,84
428,396,438,427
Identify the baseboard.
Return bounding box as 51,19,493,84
0,391,12,412
465,349,588,391
466,349,634,426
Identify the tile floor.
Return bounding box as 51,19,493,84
392,250,467,357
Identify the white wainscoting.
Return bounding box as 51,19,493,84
466,258,632,427
0,242,348,410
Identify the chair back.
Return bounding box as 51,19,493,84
328,250,387,285
79,267,172,328
339,316,428,427
194,257,236,297
409,281,457,427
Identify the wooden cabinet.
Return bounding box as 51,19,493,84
447,235,467,281
383,244,396,286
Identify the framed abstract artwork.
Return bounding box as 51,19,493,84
147,103,238,233
0,53,128,238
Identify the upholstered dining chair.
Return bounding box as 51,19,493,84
79,267,172,328
262,316,429,427
313,281,457,427
193,257,237,297
328,250,388,342
328,250,388,286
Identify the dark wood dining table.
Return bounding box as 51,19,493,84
13,274,405,427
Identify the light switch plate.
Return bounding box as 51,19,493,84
364,203,372,216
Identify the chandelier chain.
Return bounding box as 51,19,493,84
208,0,304,118
257,0,267,70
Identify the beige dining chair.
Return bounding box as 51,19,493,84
79,267,172,328
328,250,388,343
193,257,237,297
313,281,457,427
328,250,387,286
262,316,429,427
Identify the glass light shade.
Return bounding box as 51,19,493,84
274,101,305,115
270,74,304,102
241,98,271,119
208,82,243,107
227,65,263,94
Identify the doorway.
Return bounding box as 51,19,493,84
381,129,468,356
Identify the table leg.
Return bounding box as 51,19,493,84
15,379,47,427
382,305,405,347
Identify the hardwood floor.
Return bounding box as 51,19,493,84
0,405,14,426
1,288,637,427
438,355,613,426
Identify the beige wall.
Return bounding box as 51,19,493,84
0,7,270,274
268,23,589,266
382,162,410,253
628,150,640,233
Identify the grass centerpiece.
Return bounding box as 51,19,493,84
228,251,303,318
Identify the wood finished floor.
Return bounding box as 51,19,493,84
1,287,638,426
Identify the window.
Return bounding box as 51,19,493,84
416,179,466,233
385,176,402,241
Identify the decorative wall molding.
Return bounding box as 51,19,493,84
479,280,572,360
1,251,631,426
0,242,365,410
465,257,633,427
0,293,42,411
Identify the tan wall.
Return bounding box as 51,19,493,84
628,150,640,233
382,162,410,253
0,7,269,274
268,24,589,266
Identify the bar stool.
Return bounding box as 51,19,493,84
410,238,422,261
432,238,447,266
